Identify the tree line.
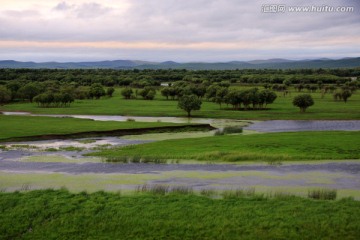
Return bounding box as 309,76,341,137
0,81,115,107
0,68,358,87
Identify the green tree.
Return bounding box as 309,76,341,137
161,87,170,100
205,85,220,100
341,89,352,103
74,86,90,99
259,90,277,108
5,81,21,100
107,87,115,97
225,90,242,110
292,94,314,113
138,87,156,100
18,82,41,102
89,83,105,99
214,87,229,108
121,88,133,99
178,95,202,117
0,86,12,104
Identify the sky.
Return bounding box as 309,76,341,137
0,0,359,62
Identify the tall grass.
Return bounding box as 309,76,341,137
308,189,337,200
221,188,257,199
105,156,167,164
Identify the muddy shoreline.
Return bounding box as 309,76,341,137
0,124,215,142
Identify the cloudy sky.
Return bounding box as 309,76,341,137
0,0,359,62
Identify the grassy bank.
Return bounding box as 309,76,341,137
0,115,192,141
91,131,360,162
1,88,360,119
1,189,359,239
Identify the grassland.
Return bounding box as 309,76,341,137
91,131,360,162
0,189,360,239
0,115,188,141
1,88,360,119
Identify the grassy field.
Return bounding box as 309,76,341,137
0,115,187,141
1,189,360,239
1,88,360,120
91,131,360,162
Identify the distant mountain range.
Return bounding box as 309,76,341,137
0,57,359,70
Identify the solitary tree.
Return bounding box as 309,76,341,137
292,94,314,112
178,94,202,117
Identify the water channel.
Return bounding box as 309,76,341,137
1,111,359,198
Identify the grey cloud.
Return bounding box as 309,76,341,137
1,0,358,42
54,2,73,11
75,2,112,18
53,1,112,18
0,0,359,61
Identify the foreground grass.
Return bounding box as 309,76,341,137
0,189,359,239
91,131,360,162
0,115,186,141
1,88,360,120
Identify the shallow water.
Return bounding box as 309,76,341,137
0,137,151,160
1,161,359,199
1,111,360,196
245,120,360,132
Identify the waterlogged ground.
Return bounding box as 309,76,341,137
1,112,360,198
0,137,150,160
0,152,360,199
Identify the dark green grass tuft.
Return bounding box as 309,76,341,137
308,189,337,200
214,126,243,135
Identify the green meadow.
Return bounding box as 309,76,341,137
1,88,360,119
1,190,360,240
91,131,360,162
0,115,186,141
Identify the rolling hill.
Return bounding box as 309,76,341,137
1,57,359,70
